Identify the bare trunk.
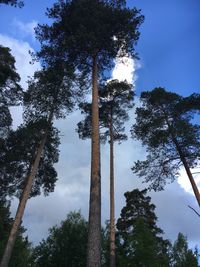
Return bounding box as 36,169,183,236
87,54,101,267
0,116,52,267
172,136,200,207
161,108,200,207
109,115,116,267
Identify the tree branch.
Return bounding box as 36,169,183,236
188,205,200,218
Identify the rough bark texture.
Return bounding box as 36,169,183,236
87,55,101,267
109,115,116,267
0,131,48,267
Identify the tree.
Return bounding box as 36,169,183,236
0,0,23,7
0,200,31,267
0,65,76,267
77,79,134,267
31,211,88,267
132,88,200,206
0,45,23,200
0,45,22,137
171,233,198,267
35,1,143,264
116,189,171,267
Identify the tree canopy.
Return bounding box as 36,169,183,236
35,0,144,74
116,189,171,267
132,88,200,192
0,45,22,137
31,212,88,267
0,0,23,7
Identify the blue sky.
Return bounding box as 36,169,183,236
131,0,200,96
1,0,200,96
0,0,200,250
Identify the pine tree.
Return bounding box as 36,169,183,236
0,65,76,267
77,79,134,267
0,45,22,138
35,1,143,265
116,189,171,267
0,45,23,200
0,200,31,267
132,88,200,206
172,233,198,267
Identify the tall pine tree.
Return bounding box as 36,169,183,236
116,189,171,267
132,88,200,206
35,1,143,264
77,79,134,267
0,64,77,267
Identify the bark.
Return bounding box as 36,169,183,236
109,114,116,267
0,115,52,267
162,110,200,207
87,54,101,267
172,135,200,207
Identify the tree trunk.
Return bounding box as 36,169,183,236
172,136,200,207
0,123,50,267
87,54,101,267
109,115,116,267
162,108,200,207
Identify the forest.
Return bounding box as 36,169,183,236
0,0,200,266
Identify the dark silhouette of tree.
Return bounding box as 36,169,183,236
171,233,198,267
0,200,31,267
116,189,171,267
35,1,143,265
77,79,134,266
0,64,77,267
132,88,200,206
0,45,23,200
31,211,88,267
0,45,22,137
0,0,23,7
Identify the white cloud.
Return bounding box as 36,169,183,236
178,167,200,196
12,19,38,40
112,54,140,85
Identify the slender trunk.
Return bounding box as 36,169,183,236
87,54,101,267
161,107,200,207
109,114,116,267
0,115,52,267
172,135,200,207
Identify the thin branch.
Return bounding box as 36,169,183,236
188,205,200,218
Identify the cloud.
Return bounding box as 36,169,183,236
12,19,38,40
112,54,140,85
178,168,200,195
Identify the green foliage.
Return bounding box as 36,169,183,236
116,189,171,266
0,45,23,137
0,119,60,199
31,211,88,267
24,64,82,122
131,87,200,190
35,0,144,76
77,79,134,143
0,200,31,267
172,233,198,267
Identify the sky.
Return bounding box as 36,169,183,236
0,0,200,250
